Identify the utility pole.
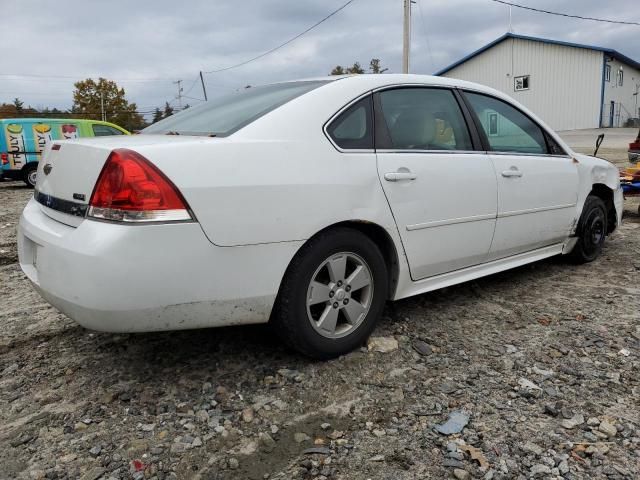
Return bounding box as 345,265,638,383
402,0,411,74
173,80,183,109
199,71,208,101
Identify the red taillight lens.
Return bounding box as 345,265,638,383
1,153,8,165
88,149,192,223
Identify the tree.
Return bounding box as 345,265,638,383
330,59,387,75
72,78,144,131
369,59,388,74
152,108,164,124
163,102,174,118
13,98,24,113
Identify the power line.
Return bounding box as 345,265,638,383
490,0,640,26
204,0,356,74
416,0,435,71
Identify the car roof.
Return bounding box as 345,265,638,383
276,73,496,93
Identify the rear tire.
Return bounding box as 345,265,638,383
272,227,388,359
23,164,38,188
568,195,607,264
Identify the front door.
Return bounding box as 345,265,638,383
463,91,578,260
375,87,497,280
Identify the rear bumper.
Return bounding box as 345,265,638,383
18,198,302,332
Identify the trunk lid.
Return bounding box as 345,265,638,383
35,135,205,225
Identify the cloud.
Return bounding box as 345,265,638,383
2,0,638,116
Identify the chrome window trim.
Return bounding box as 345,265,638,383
376,149,483,155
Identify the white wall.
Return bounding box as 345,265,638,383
441,38,603,131
602,57,640,127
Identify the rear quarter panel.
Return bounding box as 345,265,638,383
135,138,399,247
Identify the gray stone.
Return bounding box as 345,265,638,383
259,432,276,452
367,336,399,353
294,432,311,443
228,457,239,470
443,458,465,468
530,464,552,476
412,340,432,356
434,411,470,435
88,445,101,457
303,447,332,455
453,469,471,480
598,420,617,438
561,414,585,429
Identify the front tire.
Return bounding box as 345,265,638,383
568,195,607,264
272,227,388,359
23,164,38,188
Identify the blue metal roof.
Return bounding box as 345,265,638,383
434,32,640,75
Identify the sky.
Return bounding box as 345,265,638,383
2,0,639,118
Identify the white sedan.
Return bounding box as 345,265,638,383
18,74,622,358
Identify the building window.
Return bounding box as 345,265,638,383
605,64,611,82
617,69,624,86
514,75,530,91
487,112,499,136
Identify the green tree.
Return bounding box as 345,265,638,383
330,59,386,75
163,102,174,118
152,107,164,124
13,98,24,113
72,77,144,131
369,58,388,74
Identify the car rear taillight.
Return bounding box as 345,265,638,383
630,141,640,150
87,148,192,223
1,153,8,165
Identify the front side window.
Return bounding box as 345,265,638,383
143,81,329,137
377,88,472,151
464,92,547,155
92,124,124,136
326,96,373,149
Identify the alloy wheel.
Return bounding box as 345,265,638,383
306,252,374,339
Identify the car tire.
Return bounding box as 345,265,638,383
272,227,388,359
568,195,607,264
22,164,38,188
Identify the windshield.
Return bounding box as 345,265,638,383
142,80,329,136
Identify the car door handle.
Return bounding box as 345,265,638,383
501,168,523,178
384,171,417,182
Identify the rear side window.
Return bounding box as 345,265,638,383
464,92,548,155
376,88,473,151
92,124,125,136
326,96,373,150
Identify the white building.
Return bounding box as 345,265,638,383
435,33,640,131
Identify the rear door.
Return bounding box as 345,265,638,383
462,91,578,260
374,87,497,280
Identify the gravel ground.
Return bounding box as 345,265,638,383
1,178,639,480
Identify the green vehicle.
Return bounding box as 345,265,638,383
0,118,130,187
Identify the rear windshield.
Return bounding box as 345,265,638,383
142,81,329,137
